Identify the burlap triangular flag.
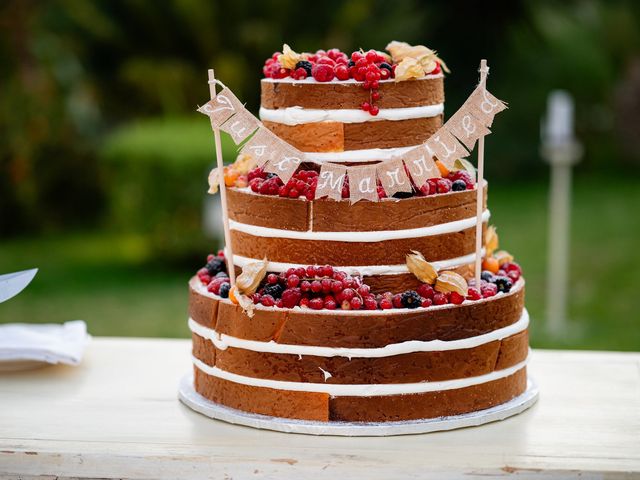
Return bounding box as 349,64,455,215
264,143,304,184
197,87,244,129
465,86,508,127
377,157,412,197
348,164,378,203
239,127,281,167
315,163,347,201
425,128,469,170
402,146,439,187
219,110,260,145
447,106,492,151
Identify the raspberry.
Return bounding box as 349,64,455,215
418,297,431,308
294,60,313,76
260,295,275,307
291,67,308,80
449,291,465,305
281,288,302,308
416,284,435,299
267,273,278,284
480,283,498,298
312,64,335,82
309,297,324,310
502,262,522,280
252,293,261,304
334,65,350,80
435,178,452,194
350,297,363,310
433,292,448,305
466,287,482,301
207,277,228,295
401,290,421,309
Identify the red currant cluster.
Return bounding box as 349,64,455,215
349,49,394,116
248,167,319,200
253,266,379,310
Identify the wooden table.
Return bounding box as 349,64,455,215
1,338,638,479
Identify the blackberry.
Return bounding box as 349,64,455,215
494,276,513,293
219,283,231,298
452,179,467,192
481,270,495,282
295,60,313,76
263,283,284,299
205,257,226,276
401,290,421,309
380,62,393,74
392,191,413,199
348,60,355,68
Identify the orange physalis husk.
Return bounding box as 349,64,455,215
406,250,438,284
435,271,468,296
485,225,499,257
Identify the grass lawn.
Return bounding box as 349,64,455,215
1,174,638,351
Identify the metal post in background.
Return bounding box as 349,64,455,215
541,90,583,335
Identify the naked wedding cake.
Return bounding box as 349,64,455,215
188,42,528,424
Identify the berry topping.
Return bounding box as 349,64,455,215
494,276,513,293
400,290,421,309
451,179,467,192
294,60,313,76
263,283,284,299
219,283,231,298
312,64,335,82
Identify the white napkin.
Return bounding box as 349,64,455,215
0,321,90,365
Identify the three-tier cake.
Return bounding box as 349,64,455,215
187,43,529,425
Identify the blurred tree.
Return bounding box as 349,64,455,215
1,0,638,238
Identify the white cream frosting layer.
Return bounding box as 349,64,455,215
189,310,528,359
192,354,529,396
229,210,490,242
304,144,421,163
259,104,444,125
231,250,485,276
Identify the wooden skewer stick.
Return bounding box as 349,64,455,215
474,59,489,289
208,69,236,285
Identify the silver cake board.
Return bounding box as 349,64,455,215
178,374,539,436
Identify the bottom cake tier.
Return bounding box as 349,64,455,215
188,276,528,423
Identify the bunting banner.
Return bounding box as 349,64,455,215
199,79,507,203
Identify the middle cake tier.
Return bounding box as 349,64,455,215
226,184,488,294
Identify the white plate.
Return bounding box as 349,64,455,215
178,374,539,436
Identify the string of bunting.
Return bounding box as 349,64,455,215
197,78,507,203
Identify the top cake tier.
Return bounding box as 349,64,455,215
259,43,447,162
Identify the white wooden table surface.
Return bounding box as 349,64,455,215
0,338,638,479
